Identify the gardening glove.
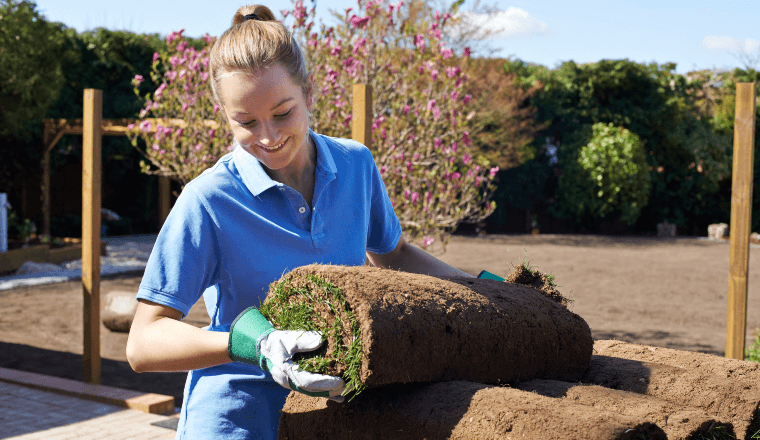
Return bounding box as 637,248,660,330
477,270,505,281
228,307,346,402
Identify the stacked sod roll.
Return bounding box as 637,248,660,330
259,264,594,397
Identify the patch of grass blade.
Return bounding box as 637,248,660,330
694,424,736,440
259,274,366,400
745,328,760,363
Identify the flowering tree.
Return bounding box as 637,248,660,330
127,30,233,186
128,0,498,249
285,0,498,248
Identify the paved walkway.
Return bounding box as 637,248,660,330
0,381,178,439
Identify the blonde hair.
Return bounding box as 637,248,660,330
209,5,312,107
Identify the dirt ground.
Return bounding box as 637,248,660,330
1,234,759,407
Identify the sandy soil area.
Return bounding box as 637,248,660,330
1,234,758,406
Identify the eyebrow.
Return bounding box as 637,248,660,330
237,97,295,115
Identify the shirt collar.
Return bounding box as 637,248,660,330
233,129,337,197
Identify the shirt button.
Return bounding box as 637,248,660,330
299,207,306,214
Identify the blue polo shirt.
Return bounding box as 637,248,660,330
136,130,402,440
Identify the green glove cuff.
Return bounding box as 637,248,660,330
477,270,504,281
228,307,276,368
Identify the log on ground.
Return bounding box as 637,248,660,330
582,355,760,440
516,378,735,440
263,264,593,388
278,381,666,440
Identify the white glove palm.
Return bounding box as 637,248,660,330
259,330,346,402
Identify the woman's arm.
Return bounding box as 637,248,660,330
367,236,474,278
126,299,231,373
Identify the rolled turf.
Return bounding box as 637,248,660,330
581,355,760,440
594,339,760,382
515,378,736,440
278,380,667,440
260,264,593,394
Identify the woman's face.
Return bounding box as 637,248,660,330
218,64,312,178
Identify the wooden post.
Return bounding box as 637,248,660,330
726,82,757,360
82,89,102,383
352,84,373,149
159,176,171,227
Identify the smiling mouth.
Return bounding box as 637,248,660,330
258,138,287,152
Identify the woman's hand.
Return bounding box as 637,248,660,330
228,307,346,401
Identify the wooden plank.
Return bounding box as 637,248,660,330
0,367,175,414
352,84,373,149
82,89,102,383
726,82,757,359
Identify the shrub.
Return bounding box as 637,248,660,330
553,122,650,226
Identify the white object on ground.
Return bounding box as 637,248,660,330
16,261,63,276
0,239,155,291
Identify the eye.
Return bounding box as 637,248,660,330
276,109,293,119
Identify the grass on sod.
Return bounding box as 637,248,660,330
259,274,366,400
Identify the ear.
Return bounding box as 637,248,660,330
304,73,315,110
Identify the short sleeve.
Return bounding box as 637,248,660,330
137,185,220,318
364,148,402,254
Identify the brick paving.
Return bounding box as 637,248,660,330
0,381,177,439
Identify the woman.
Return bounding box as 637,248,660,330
126,5,473,439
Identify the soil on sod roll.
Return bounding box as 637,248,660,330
594,339,760,382
516,378,735,440
581,355,760,440
278,380,667,440
260,264,593,395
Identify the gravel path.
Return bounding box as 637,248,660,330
0,236,156,291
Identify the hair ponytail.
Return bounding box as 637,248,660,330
210,4,311,107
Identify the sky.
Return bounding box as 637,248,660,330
34,0,760,75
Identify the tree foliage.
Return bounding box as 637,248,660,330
553,122,650,225
0,0,66,139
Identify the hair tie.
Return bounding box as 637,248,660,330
243,13,261,21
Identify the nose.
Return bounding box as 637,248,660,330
257,120,279,147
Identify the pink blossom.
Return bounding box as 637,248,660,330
344,115,352,127
463,131,471,145
139,120,153,133
432,107,440,119
166,71,177,81
455,77,464,88
426,99,436,111
404,188,411,199
134,75,144,86
434,11,440,21
411,192,419,204
127,123,135,130
159,149,166,156
434,138,442,149
381,129,387,140
451,90,459,101
452,142,458,152
195,144,203,151
213,104,221,114
431,69,438,81
203,34,215,45
418,66,424,74
208,129,216,138
414,110,419,117
414,34,426,52
177,41,187,52
489,167,499,178
445,66,460,78
452,172,461,180
463,153,472,165
281,9,289,17
349,15,370,28
422,236,434,247
463,94,471,105
463,47,471,58
441,47,454,59
200,72,209,82
403,105,410,115
152,143,159,151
